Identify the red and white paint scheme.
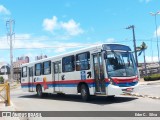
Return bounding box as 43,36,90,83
21,43,139,101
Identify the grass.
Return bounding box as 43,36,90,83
144,74,160,81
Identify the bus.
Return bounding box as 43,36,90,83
21,43,139,101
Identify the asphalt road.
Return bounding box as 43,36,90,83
10,85,160,120
137,83,160,97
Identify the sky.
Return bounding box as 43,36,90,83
0,0,160,63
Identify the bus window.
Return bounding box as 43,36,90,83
35,63,42,76
22,66,27,77
76,52,90,71
54,61,61,74
62,55,75,72
43,61,51,75
29,67,33,77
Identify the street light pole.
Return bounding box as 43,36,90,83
150,11,160,66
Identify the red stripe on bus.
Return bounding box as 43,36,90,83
21,79,95,86
112,77,138,84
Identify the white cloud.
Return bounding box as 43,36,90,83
146,0,152,3
0,33,89,51
43,16,58,32
0,5,10,15
146,56,158,62
106,38,116,43
42,16,84,37
54,47,66,53
0,33,101,62
154,26,160,37
139,0,152,3
61,19,83,36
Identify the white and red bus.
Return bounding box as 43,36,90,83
21,43,139,101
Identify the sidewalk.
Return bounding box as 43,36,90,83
0,101,20,120
131,79,160,99
0,82,20,120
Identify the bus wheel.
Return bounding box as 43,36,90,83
81,84,90,101
37,85,43,98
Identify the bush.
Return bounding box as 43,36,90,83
144,74,160,81
0,76,4,84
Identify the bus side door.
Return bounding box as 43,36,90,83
53,61,62,92
92,53,106,94
29,67,34,92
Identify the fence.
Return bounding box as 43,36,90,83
0,82,10,106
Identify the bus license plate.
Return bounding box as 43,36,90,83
126,88,133,92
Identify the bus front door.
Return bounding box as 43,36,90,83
29,67,34,92
93,53,106,94
53,61,62,92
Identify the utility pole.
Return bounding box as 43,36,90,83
6,19,15,82
126,25,138,67
150,11,160,66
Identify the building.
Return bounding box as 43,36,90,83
0,62,10,81
13,56,29,81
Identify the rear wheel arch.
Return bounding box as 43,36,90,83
77,82,89,93
36,84,43,98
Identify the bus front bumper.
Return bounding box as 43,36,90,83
107,83,139,96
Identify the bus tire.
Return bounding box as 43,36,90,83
81,84,90,101
36,85,43,98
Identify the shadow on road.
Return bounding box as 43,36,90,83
19,94,138,105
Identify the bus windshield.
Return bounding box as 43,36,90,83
105,51,137,77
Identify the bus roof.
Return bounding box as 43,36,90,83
21,43,131,67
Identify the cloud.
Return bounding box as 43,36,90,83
0,33,89,51
0,5,10,15
0,33,102,62
139,0,152,3
145,0,152,3
43,16,58,32
146,56,158,62
106,38,116,43
61,19,83,36
154,26,160,37
42,16,84,37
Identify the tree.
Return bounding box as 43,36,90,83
0,76,4,84
136,42,147,75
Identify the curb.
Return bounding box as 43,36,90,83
128,93,160,100
139,81,160,85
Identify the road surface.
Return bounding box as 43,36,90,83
9,84,160,120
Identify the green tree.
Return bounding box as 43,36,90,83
136,42,147,75
0,76,4,84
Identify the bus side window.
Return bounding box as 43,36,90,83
54,61,61,74
35,63,42,76
43,61,51,75
22,66,27,77
76,52,90,71
62,55,75,72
